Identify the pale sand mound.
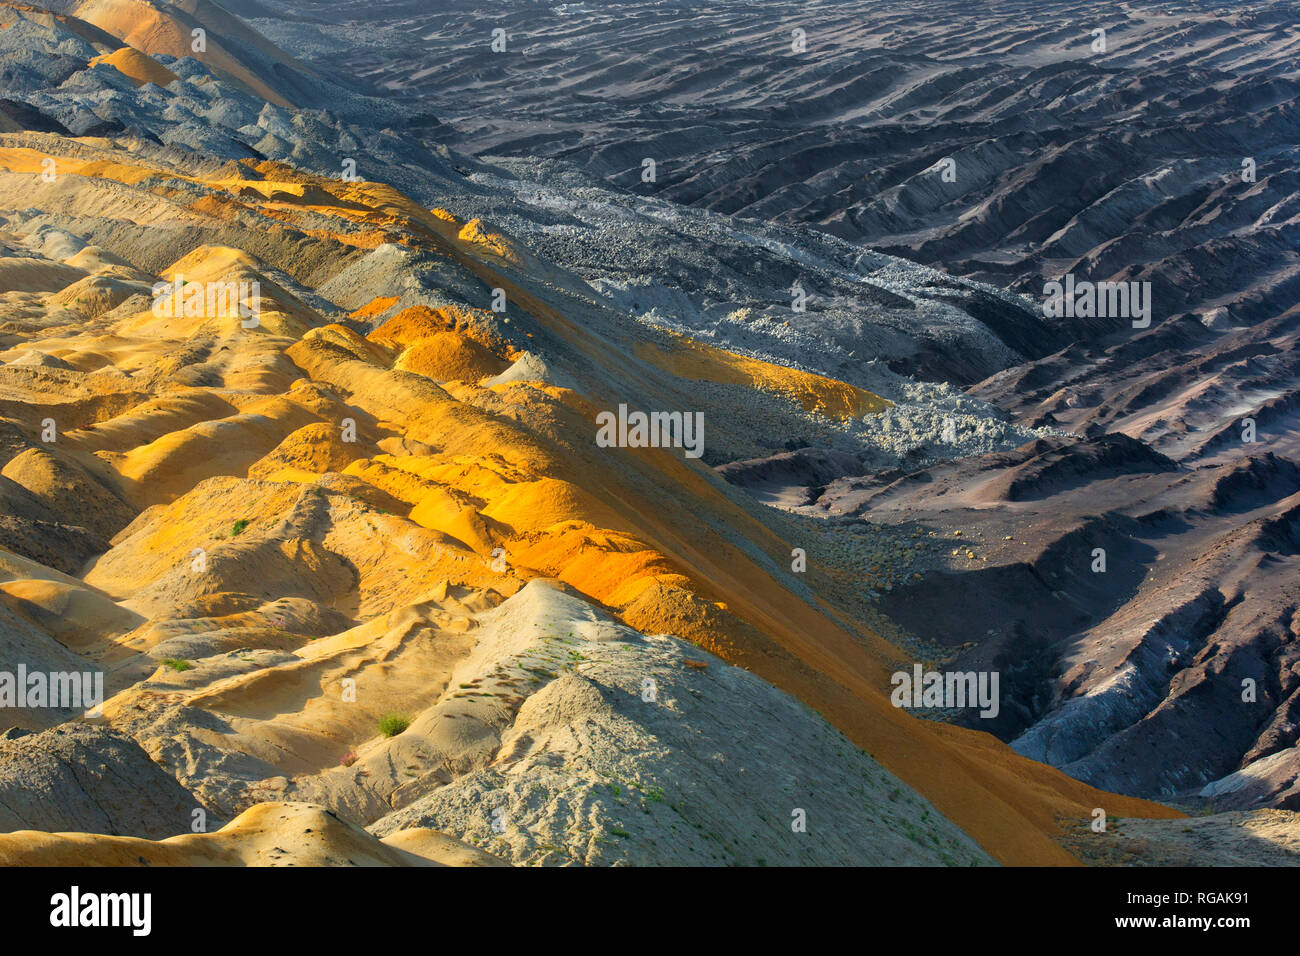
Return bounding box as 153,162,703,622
1,446,135,538
484,351,569,388
89,46,179,88
0,802,505,866
0,257,84,293
49,274,149,319
379,827,511,867
61,245,134,273
0,576,143,648
7,349,74,369
367,581,994,866
100,584,494,822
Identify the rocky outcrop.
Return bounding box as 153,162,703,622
0,724,204,838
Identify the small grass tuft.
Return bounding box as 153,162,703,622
378,713,410,737
160,658,193,672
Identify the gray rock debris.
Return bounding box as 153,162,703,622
0,723,207,839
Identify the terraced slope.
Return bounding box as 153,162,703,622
263,0,1300,368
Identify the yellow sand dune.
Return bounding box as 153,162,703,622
248,421,377,481
118,244,317,337
0,803,504,866
89,46,178,87
637,330,891,419
394,331,510,383
108,399,320,507
370,304,517,363
0,144,160,184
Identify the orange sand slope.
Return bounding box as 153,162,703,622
0,131,1181,866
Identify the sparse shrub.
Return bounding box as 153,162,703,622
378,713,410,737
160,659,193,672
231,518,249,535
